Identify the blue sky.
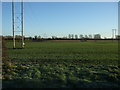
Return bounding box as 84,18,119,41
2,2,118,38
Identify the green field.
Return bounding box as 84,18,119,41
2,40,120,88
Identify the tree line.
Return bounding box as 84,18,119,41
2,34,120,40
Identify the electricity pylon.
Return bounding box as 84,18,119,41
12,0,24,49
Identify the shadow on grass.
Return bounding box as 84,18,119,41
2,79,120,88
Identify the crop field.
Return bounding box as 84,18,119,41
2,40,120,88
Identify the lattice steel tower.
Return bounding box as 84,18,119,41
12,0,24,49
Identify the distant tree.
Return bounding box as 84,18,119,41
16,35,22,40
71,34,74,39
88,34,92,39
52,36,57,39
28,36,32,40
4,36,13,40
85,35,88,39
63,36,67,39
68,34,71,39
38,36,41,40
75,34,78,39
79,34,84,39
94,34,101,39
34,35,37,40
104,37,107,39
116,35,120,39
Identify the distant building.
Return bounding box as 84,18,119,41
94,34,101,39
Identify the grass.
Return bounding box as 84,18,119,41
2,40,120,88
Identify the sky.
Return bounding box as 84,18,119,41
0,1,1,35
2,2,118,38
